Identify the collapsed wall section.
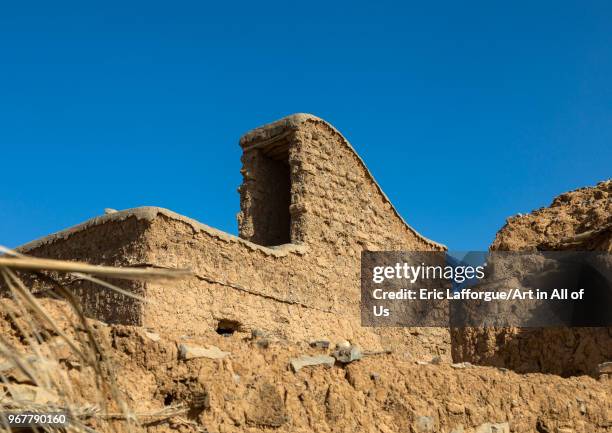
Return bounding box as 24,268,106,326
451,180,612,377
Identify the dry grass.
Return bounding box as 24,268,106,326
0,246,193,432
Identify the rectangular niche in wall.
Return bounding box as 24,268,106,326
248,139,292,246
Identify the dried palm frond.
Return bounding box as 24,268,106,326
0,247,192,433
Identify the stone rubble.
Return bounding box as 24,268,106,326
289,354,335,372
332,345,363,363
178,344,230,361
1,297,610,433
598,361,612,374
451,362,473,369
145,331,161,342
309,340,331,349
414,415,434,432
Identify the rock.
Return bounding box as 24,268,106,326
332,345,362,363
475,422,510,433
179,344,229,360
251,329,266,339
309,340,330,349
451,362,472,369
104,208,118,214
256,338,270,349
597,361,612,374
414,415,434,432
416,360,430,365
430,355,443,365
290,355,335,372
335,340,351,349
145,331,160,342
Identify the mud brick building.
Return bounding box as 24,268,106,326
17,114,449,358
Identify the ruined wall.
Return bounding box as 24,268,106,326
140,115,447,354
14,215,150,325
15,114,449,359
451,180,612,377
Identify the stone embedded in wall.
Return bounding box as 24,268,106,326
332,345,363,363
290,354,335,372
598,362,612,374
178,344,229,361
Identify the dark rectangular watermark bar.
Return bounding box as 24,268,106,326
361,251,612,327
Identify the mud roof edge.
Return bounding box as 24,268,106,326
15,206,307,258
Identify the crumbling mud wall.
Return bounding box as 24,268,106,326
11,215,151,325
451,180,612,377
2,298,611,433
491,180,611,252
14,114,449,359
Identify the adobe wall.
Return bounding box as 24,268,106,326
13,214,150,324
451,180,612,377
15,114,450,359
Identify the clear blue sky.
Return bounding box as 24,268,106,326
1,1,610,250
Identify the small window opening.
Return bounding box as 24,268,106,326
216,319,242,336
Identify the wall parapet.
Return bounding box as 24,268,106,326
18,206,309,258
240,113,445,251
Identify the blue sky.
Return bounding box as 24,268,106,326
1,1,610,250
